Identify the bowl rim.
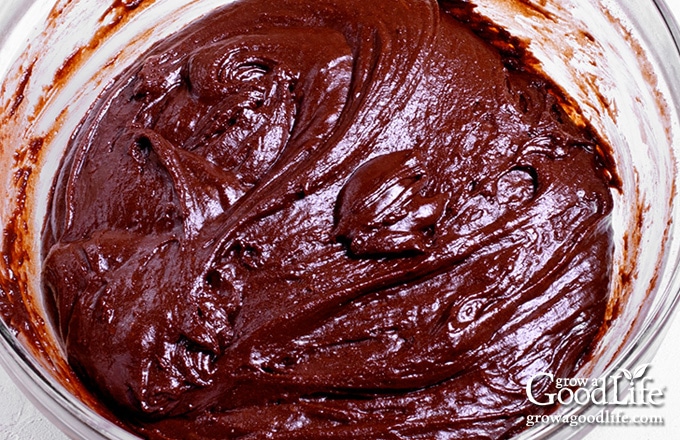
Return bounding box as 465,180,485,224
1,0,680,439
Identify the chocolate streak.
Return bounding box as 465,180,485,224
42,0,614,438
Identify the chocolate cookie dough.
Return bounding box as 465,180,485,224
41,0,615,438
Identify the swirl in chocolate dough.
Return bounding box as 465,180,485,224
42,0,615,438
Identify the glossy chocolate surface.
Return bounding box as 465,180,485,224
42,0,615,437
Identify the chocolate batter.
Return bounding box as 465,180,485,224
41,0,615,438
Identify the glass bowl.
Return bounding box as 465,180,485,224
1,0,679,438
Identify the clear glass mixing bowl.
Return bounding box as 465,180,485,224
1,0,679,438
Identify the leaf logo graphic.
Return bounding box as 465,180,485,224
613,364,650,383
632,364,651,381
614,368,633,381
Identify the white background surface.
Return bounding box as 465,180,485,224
2,1,680,439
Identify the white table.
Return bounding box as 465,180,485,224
2,1,680,439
